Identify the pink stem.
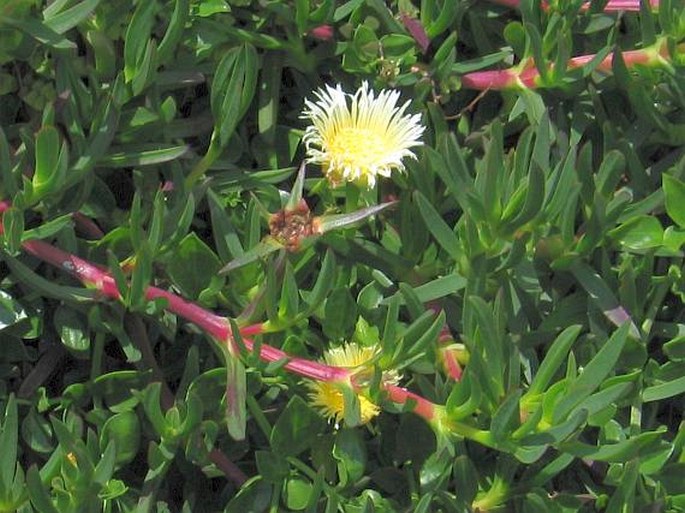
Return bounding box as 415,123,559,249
1,200,443,420
486,0,658,10
384,384,437,420
461,69,518,90
18,237,345,382
238,323,266,336
208,450,248,486
582,0,658,10
461,43,668,90
440,344,463,382
568,45,660,72
603,0,644,8
240,338,346,381
427,303,462,382
0,204,354,380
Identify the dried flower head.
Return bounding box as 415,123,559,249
268,199,315,251
306,343,400,425
301,82,425,188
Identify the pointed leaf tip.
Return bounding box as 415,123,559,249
315,201,397,233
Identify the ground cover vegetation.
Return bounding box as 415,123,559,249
1,0,685,511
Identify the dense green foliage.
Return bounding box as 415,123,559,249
1,0,685,511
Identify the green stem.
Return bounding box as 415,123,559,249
641,278,672,343
286,457,318,481
246,394,272,439
473,476,510,512
269,484,282,513
184,140,222,189
90,332,105,410
449,419,498,449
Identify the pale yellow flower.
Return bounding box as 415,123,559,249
301,82,425,188
306,343,400,425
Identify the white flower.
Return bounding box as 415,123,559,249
301,82,425,188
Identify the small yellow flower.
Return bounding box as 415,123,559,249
301,81,425,188
306,343,399,425
66,451,78,467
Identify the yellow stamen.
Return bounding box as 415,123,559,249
305,342,400,425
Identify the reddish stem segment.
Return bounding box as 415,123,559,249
427,303,462,382
461,41,670,90
18,236,345,382
240,338,347,382
72,212,105,239
598,0,659,9
486,0,658,10
238,323,267,336
0,200,441,421
384,384,437,420
208,450,248,486
440,345,463,382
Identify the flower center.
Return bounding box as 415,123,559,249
327,127,386,168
